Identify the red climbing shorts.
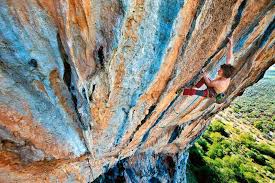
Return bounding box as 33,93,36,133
182,78,217,98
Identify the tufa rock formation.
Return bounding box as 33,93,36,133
0,0,274,182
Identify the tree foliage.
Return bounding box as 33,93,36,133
188,79,275,183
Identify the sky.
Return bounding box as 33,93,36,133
263,64,275,79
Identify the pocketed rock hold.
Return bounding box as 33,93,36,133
28,59,38,68
0,0,274,182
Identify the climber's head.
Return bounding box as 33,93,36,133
218,64,235,78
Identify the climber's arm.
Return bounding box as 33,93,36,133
203,74,215,87
226,37,233,64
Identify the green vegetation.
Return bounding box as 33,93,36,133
187,72,275,183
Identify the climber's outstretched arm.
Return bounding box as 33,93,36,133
226,37,233,64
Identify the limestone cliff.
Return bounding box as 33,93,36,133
0,0,274,182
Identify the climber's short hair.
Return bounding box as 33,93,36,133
220,64,235,78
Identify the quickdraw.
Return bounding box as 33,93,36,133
215,93,225,104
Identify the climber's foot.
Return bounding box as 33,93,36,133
176,87,183,94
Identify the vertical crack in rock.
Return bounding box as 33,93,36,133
89,84,96,102
56,33,82,128
56,32,92,155
86,157,94,182
82,88,88,102
168,125,184,144
96,46,105,69
127,104,156,144
114,107,130,146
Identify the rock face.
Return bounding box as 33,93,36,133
94,151,189,183
0,0,274,182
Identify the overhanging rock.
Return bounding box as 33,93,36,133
0,0,274,182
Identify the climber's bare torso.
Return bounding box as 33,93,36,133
203,66,231,94
210,76,231,94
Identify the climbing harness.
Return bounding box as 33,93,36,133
209,88,226,104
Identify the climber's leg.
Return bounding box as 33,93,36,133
177,78,211,94
182,88,209,97
195,77,212,88
195,78,205,88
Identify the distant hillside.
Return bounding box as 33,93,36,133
188,66,275,183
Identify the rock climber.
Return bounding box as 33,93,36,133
179,37,235,103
